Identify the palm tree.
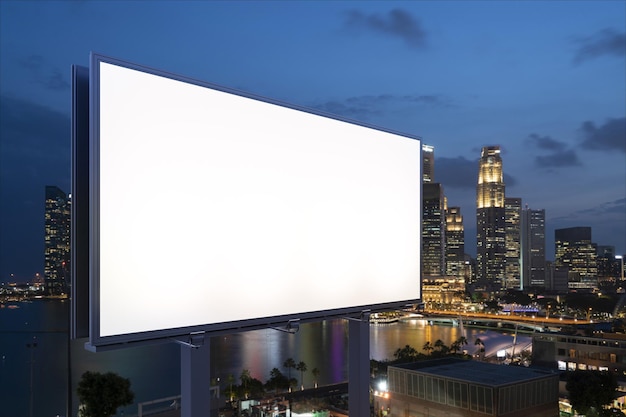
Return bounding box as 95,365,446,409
311,367,320,388
433,339,448,356
474,337,485,360
240,369,251,399
296,361,307,390
422,341,434,355
283,358,296,379
457,336,469,355
226,373,236,401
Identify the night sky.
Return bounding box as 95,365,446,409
1,1,624,282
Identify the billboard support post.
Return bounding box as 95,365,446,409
348,312,370,417
179,334,211,417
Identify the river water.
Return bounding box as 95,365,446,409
0,300,531,417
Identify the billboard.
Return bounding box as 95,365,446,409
85,53,421,348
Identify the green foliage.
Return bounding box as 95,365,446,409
265,368,290,392
76,371,134,417
566,370,618,416
393,344,420,362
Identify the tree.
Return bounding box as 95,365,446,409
296,361,307,390
433,339,449,357
311,367,320,388
422,341,434,356
77,371,134,417
566,370,618,416
474,338,485,360
265,368,289,393
240,369,251,399
226,373,236,401
393,344,419,362
283,358,296,380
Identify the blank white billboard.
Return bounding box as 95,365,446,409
90,54,421,347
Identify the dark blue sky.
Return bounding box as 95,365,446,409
1,1,624,281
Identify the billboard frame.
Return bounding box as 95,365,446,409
82,53,421,351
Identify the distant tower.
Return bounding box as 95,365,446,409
445,206,465,279
555,227,597,291
422,144,434,183
476,146,506,289
422,183,445,276
504,197,522,289
521,207,546,289
44,185,71,295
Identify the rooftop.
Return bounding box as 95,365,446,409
390,358,558,387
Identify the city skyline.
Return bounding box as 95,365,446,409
1,1,625,280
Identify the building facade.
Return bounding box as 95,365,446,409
387,358,559,417
44,185,71,295
445,206,465,279
423,183,446,277
504,197,522,290
521,207,546,289
555,227,598,291
476,146,506,290
422,143,435,183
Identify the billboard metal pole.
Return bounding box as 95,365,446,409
348,312,370,417
179,333,211,417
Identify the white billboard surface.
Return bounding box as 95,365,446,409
93,56,421,343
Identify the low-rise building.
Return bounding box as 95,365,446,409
387,358,559,417
533,332,626,411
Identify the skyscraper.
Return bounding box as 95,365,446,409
445,206,465,279
422,183,445,276
521,207,546,289
422,144,434,183
555,227,598,291
476,146,506,289
504,197,522,289
44,185,71,295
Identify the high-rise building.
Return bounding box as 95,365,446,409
445,206,465,279
555,227,597,291
521,207,546,289
422,183,445,276
476,146,506,289
504,197,522,289
44,185,71,295
422,144,434,183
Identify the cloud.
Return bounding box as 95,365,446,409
572,28,626,64
18,54,70,91
312,93,452,120
343,8,427,48
552,198,626,223
526,133,567,151
526,133,582,169
579,117,626,153
534,150,582,168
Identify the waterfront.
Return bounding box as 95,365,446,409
1,300,531,417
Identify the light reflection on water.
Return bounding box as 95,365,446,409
1,300,531,417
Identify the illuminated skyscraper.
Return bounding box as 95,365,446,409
505,197,522,289
422,144,434,183
445,205,465,279
44,185,71,295
521,207,546,289
476,146,506,289
555,227,597,291
422,183,445,276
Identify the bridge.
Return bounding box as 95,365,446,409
408,315,546,333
